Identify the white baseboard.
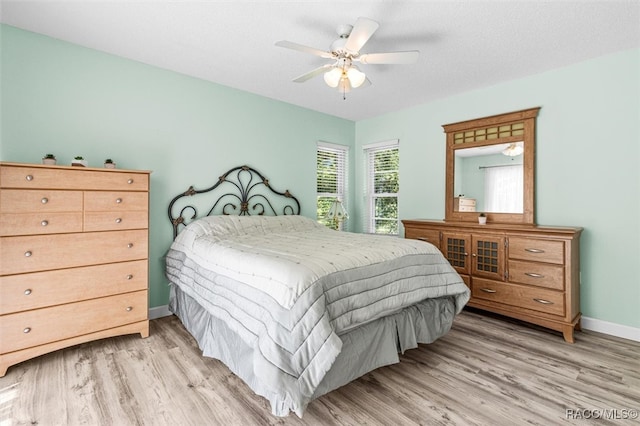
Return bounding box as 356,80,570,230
149,304,172,320
147,304,639,342
581,316,640,342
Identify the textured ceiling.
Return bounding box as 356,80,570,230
1,1,639,121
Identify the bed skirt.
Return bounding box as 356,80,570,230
169,285,458,417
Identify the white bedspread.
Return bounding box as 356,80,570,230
166,215,469,416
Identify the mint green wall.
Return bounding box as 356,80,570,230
355,48,640,328
0,25,355,308
2,24,638,329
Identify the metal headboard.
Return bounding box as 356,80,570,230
167,165,301,239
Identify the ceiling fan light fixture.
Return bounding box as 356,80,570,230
323,67,342,88
502,143,524,157
338,76,352,93
346,66,366,88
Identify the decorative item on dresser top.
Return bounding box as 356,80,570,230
404,107,583,343
0,162,151,376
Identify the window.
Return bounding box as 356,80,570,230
363,140,399,234
317,141,348,228
484,164,523,213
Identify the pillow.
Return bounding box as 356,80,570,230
172,215,322,251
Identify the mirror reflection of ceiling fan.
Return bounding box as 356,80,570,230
275,17,419,98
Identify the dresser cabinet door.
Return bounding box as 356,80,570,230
441,232,471,275
471,234,505,281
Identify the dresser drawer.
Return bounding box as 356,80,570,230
472,278,564,316
0,230,148,275
404,228,440,248
84,211,148,232
508,237,564,264
508,259,564,290
84,191,149,211
0,189,83,213
0,212,83,236
0,260,148,315
1,165,149,191
454,197,476,212
0,290,147,354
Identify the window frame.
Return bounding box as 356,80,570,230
363,139,400,235
316,141,349,229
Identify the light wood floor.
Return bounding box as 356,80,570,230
2,309,639,426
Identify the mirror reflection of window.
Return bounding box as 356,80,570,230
484,164,523,212
454,142,524,213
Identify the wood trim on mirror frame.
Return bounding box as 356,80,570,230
443,107,540,225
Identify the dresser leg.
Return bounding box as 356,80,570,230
562,325,575,343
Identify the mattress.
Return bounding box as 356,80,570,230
165,215,470,416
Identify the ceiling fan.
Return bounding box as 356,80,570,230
275,17,419,97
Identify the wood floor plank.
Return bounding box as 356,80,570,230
1,310,639,425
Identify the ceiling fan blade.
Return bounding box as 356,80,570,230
275,40,334,59
344,17,379,53
292,64,332,82
357,51,419,64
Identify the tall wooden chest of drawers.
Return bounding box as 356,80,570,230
0,162,150,376
403,219,582,343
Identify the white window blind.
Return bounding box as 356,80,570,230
363,140,399,234
317,141,348,228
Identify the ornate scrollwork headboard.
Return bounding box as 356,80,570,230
167,165,301,239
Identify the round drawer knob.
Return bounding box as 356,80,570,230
41,197,49,204
26,175,34,181
126,274,134,280
23,327,32,334
41,220,49,226
25,251,33,257
127,179,134,184
116,198,123,204
127,243,134,248
115,218,122,223
24,289,32,295
125,306,133,312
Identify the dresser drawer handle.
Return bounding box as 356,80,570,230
126,274,134,280
524,248,545,253
127,179,134,184
127,243,134,248
417,237,430,241
524,272,544,278
116,198,123,204
24,289,32,295
480,288,497,293
24,250,33,257
26,175,34,181
23,327,31,334
115,218,123,223
125,306,133,312
41,220,49,226
41,197,48,204
533,298,554,305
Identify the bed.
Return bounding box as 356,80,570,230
165,165,470,417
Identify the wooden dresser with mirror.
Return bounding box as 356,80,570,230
403,108,583,343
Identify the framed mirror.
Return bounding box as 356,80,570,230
443,107,540,225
